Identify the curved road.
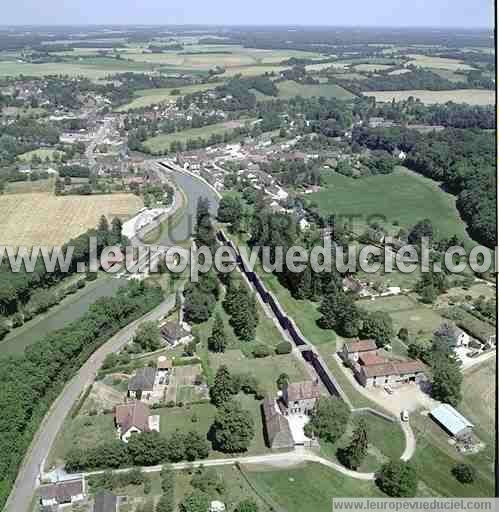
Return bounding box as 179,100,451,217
4,297,175,512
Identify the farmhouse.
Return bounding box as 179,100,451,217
115,401,151,442
93,490,118,512
128,367,156,400
262,396,294,450
341,339,378,363
39,477,85,508
430,404,474,440
357,360,427,388
160,321,192,346
282,380,321,415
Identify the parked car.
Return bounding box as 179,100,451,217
384,384,394,395
401,409,409,422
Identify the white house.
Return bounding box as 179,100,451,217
115,401,152,443
39,477,85,508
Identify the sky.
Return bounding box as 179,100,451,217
0,0,493,28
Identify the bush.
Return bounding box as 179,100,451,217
252,344,271,358
376,460,418,497
452,463,476,484
398,328,409,342
275,341,292,355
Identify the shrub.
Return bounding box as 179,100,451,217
252,344,271,358
275,341,292,355
452,463,476,484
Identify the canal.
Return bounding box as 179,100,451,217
0,167,219,356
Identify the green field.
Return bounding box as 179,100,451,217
320,412,406,472
18,148,62,162
411,411,494,497
0,57,153,78
274,80,355,100
357,295,445,343
116,82,223,111
311,167,473,244
209,349,307,394
246,462,383,511
143,120,248,153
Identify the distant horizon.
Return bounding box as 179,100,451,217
0,0,493,29
0,23,493,30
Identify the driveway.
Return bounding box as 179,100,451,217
5,297,175,512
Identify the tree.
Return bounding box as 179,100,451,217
110,217,123,246
208,314,228,353
338,420,369,470
183,288,216,324
157,466,175,512
430,352,462,406
97,215,110,245
133,321,162,352
275,341,292,355
360,311,394,348
319,289,361,337
408,219,433,245
398,328,409,342
228,285,258,342
165,430,187,462
217,195,243,231
190,466,225,494
184,430,210,461
180,490,210,512
211,400,255,453
376,460,418,497
127,432,168,466
305,397,350,444
235,499,259,512
452,463,476,484
210,365,236,406
276,373,289,390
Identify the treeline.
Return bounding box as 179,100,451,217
0,281,163,508
352,126,496,248
0,216,124,318
335,69,470,93
65,429,209,472
361,97,494,129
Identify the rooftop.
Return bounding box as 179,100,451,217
115,401,151,433
430,404,474,436
285,380,321,402
344,339,377,354
128,367,156,392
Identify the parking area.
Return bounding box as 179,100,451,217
454,346,495,370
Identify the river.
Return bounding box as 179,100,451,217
0,167,219,356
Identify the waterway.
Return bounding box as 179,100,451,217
0,167,219,356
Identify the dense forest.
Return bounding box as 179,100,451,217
0,280,163,508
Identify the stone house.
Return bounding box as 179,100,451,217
39,477,85,508
115,401,151,443
357,360,426,388
341,339,378,363
282,380,321,415
128,367,156,401
262,396,294,450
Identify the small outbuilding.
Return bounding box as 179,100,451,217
430,404,474,440
93,489,118,512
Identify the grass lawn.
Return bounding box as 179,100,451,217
362,89,494,106
4,178,55,194
158,394,270,457
116,82,223,111
311,167,474,245
47,413,117,468
411,412,494,496
357,295,444,344
259,270,335,346
246,462,383,511
459,358,495,448
143,120,249,153
209,349,307,394
319,412,406,472
18,148,62,162
275,80,355,100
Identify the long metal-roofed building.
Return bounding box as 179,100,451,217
430,404,474,440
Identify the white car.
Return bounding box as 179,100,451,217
384,384,394,395
401,410,409,422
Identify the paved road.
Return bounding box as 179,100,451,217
83,446,376,481
4,297,175,512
